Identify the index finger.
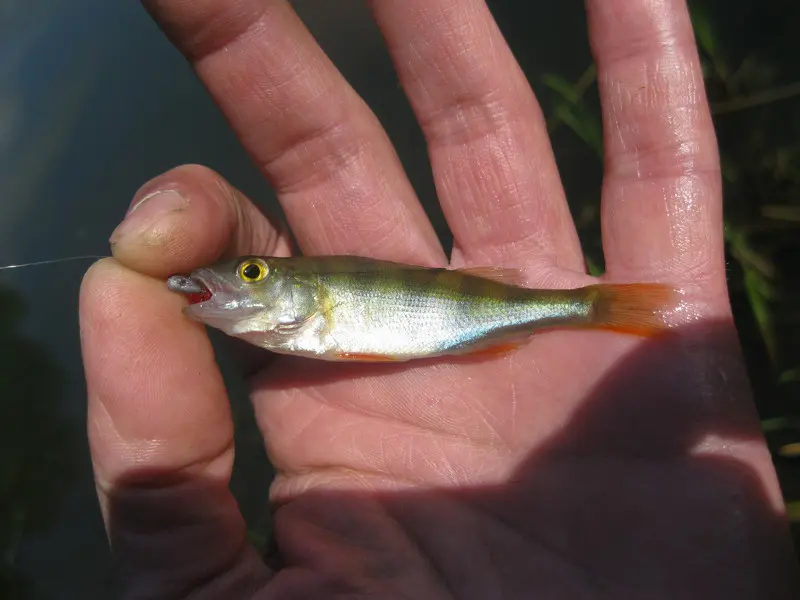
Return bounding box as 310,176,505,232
141,0,445,264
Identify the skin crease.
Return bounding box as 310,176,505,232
78,0,800,598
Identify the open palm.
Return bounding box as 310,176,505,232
79,0,799,597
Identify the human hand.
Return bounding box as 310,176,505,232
80,0,800,597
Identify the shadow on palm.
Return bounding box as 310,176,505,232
108,318,799,597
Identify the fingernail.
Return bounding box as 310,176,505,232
110,190,187,244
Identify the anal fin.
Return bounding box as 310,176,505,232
335,352,399,362
449,327,533,359
464,341,524,357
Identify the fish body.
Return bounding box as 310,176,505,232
166,255,674,362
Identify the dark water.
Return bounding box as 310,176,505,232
0,3,449,597
1,1,798,598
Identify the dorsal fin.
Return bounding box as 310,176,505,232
455,266,527,286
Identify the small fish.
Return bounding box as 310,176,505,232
166,255,676,362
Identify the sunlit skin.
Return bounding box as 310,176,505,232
79,0,800,598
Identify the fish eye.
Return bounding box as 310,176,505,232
237,259,268,283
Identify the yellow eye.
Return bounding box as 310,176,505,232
237,258,269,283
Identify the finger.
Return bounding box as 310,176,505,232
80,259,271,594
109,164,288,375
368,0,585,272
109,164,292,278
587,0,726,295
141,0,445,265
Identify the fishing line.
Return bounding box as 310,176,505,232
0,255,110,271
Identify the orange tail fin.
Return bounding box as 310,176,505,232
584,283,677,337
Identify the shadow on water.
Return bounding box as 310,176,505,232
0,285,77,599
105,320,800,598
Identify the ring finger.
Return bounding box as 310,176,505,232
369,0,586,273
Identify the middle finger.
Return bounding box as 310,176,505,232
369,0,586,273
142,0,445,265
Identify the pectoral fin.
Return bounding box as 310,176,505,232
275,311,317,334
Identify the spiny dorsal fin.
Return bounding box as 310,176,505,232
455,266,527,286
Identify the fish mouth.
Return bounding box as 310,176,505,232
166,269,222,306
166,268,262,333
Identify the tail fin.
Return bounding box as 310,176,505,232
584,283,677,337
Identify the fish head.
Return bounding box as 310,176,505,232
166,256,315,337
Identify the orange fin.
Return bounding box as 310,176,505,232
464,341,524,357
335,352,399,362
585,283,677,337
455,266,527,286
